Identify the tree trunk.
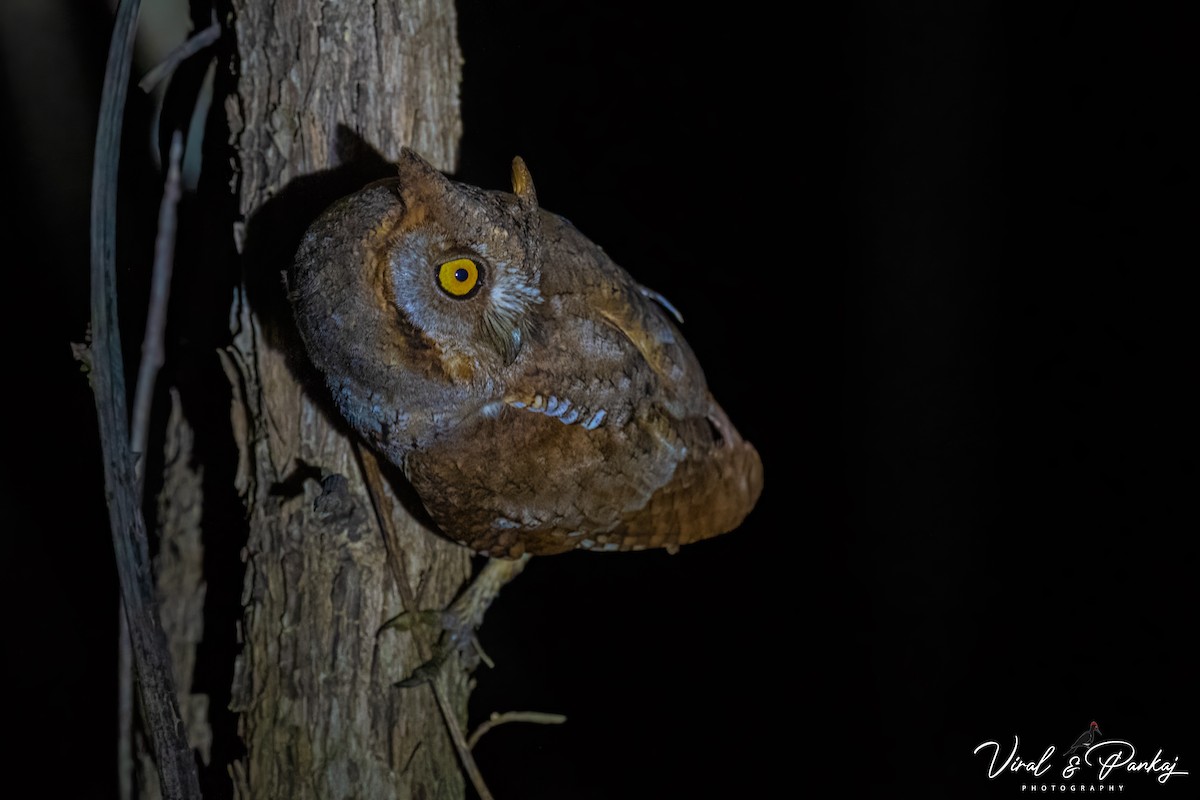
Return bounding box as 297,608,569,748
218,1,470,797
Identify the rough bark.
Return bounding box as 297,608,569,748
139,391,211,798
218,1,470,797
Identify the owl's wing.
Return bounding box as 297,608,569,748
607,401,763,552
455,212,762,554
528,212,712,423
535,222,763,551
404,213,762,557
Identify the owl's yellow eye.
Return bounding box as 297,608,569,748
437,258,481,298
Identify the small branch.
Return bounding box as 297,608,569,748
120,132,184,795
139,10,221,94
90,1,200,797
355,444,417,610
432,682,495,800
467,711,568,750
355,443,495,800
117,609,133,800
131,130,184,490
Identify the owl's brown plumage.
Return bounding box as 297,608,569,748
291,149,762,557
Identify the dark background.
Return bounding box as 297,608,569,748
3,0,1194,796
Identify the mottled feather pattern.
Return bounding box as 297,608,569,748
291,149,762,557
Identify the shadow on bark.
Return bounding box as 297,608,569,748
239,124,445,533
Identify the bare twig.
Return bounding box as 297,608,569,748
355,444,417,611
119,129,186,798
355,443,496,800
117,608,133,800
467,711,568,750
130,131,184,489
139,10,222,94
431,681,494,800
90,1,200,797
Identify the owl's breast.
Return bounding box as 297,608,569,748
407,388,760,557
405,399,683,556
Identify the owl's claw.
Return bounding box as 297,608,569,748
381,605,476,687
393,645,451,688
387,554,530,687
378,609,442,634
392,626,494,688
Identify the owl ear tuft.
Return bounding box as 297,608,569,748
397,146,434,171
511,156,538,208
397,147,454,193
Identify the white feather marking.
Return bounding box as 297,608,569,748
507,396,602,428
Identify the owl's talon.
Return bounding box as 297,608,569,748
391,613,488,688
394,643,453,688
470,633,495,669
378,609,442,636
390,555,530,688
390,611,464,688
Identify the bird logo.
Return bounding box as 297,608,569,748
1065,721,1102,756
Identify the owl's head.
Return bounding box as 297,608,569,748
380,149,544,370
291,150,544,439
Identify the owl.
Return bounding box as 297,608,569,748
290,149,762,558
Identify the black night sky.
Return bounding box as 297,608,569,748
3,1,1195,797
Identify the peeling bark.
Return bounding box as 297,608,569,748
138,391,211,799
156,390,212,766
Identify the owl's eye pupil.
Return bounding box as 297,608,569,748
437,258,482,299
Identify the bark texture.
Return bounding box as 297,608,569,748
139,391,211,798
220,2,470,797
